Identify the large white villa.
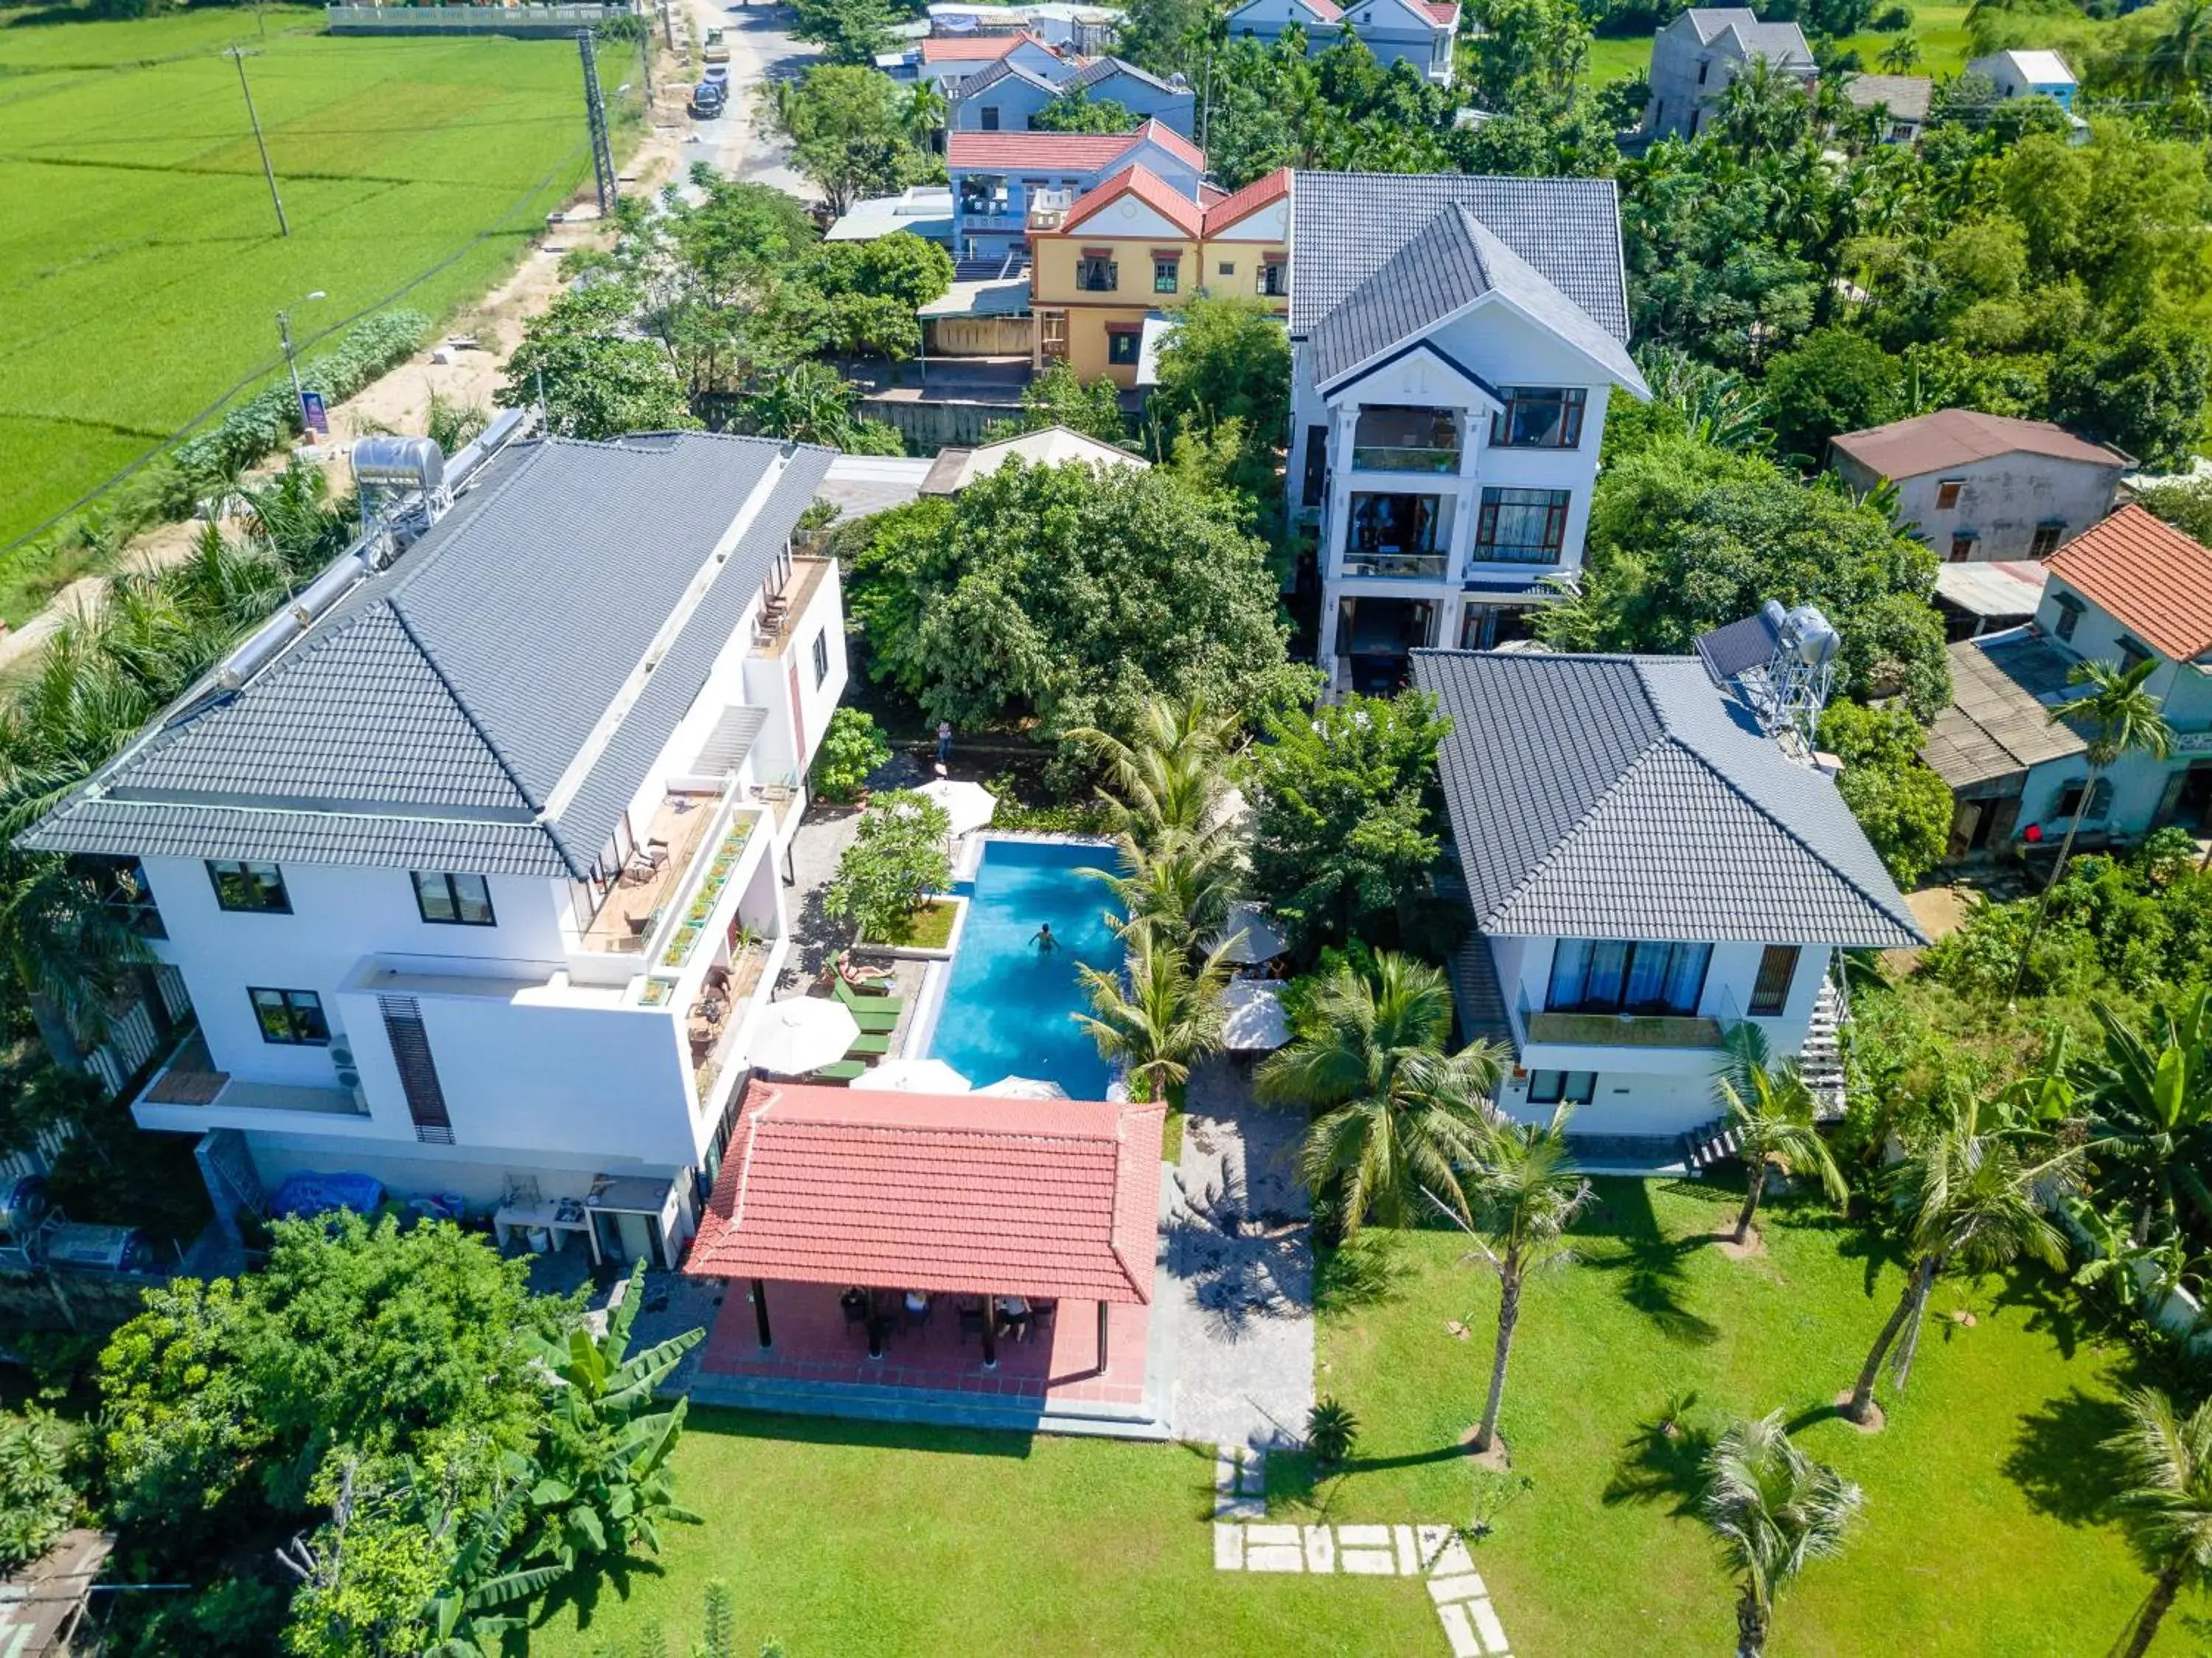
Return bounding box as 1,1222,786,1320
20,429,847,1269
1413,643,1924,1148
1284,172,1650,693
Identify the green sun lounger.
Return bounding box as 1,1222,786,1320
847,1005,901,1035
845,1033,892,1058
833,975,904,1014
807,1060,868,1084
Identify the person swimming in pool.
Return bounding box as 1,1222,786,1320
1029,923,1057,953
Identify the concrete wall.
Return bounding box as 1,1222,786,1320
1833,449,2122,562
1490,936,1832,1137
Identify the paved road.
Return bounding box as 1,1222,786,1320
678,0,819,200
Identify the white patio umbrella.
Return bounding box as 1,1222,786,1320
978,1075,1071,1099
748,997,860,1076
850,1057,972,1094
1214,901,1289,966
1220,979,1292,1052
915,777,998,838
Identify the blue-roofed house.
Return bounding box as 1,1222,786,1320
16,429,852,1266
1411,648,1924,1154
948,54,1195,135
1284,170,1651,690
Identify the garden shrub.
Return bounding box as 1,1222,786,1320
811,707,890,803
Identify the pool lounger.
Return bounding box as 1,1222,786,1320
845,1033,893,1058
807,1060,869,1084
833,977,905,1014
847,1006,901,1035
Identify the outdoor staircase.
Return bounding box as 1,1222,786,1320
1677,1116,1741,1179
1801,976,1848,1120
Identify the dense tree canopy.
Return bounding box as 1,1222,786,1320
841,459,1313,743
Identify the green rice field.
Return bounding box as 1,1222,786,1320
1587,4,1985,86
0,5,608,577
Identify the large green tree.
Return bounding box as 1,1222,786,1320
499,282,693,441
843,458,1312,743
757,66,935,215
1146,295,1292,510
1817,700,1952,887
1245,690,1451,955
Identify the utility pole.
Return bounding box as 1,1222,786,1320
637,25,652,105
658,0,675,51
577,31,618,216
227,47,288,237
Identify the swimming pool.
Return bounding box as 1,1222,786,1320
922,838,1121,1098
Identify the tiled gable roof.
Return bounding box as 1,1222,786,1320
1062,55,1186,97
921,30,1044,61
1057,163,1203,237
1829,409,2126,479
1201,164,1290,235
2046,503,2212,660
20,434,833,876
1412,651,1922,947
686,1083,1166,1303
1305,202,1644,392
951,56,1057,97
1287,172,1630,344
949,118,1199,177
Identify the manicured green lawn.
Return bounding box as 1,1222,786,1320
861,898,961,950
533,1413,1446,1657
1280,1178,2180,1657
1586,5,2009,85
0,6,605,592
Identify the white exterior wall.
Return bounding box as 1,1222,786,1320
1489,934,1833,1137
125,561,849,1210
1293,299,1616,675
2010,575,2212,839
1834,450,2122,563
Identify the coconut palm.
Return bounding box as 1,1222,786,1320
1433,1109,1590,1456
1091,832,1238,959
1068,694,1244,857
1701,1411,1864,1658
901,80,946,148
2008,657,2171,1005
1075,933,1232,1104
1712,1025,1848,1248
2146,0,2212,94
2079,991,2212,1246
1841,1084,2076,1425
1258,952,1508,1232
2103,1387,2212,1658
1877,33,1922,72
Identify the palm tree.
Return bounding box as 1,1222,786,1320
1841,1085,2076,1426
2008,658,2171,1005
2079,991,2212,1246
2104,1387,2212,1658
1877,33,1922,73
1076,933,1232,1104
1091,832,1238,959
1701,1411,1865,1658
2146,0,2212,94
1431,1109,1590,1457
901,80,946,149
1068,694,1244,857
1257,952,1508,1232
1712,1026,1848,1248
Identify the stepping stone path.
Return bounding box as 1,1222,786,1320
1209,1447,1514,1657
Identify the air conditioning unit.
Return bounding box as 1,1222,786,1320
330,1042,355,1068
335,1068,361,1090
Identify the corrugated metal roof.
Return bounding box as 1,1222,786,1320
1924,631,2089,790
1413,650,1924,947
685,1081,1166,1303
20,434,832,875
1287,172,1631,347
1829,409,2126,479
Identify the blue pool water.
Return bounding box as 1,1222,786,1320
925,839,1121,1098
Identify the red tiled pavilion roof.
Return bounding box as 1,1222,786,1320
1203,165,1290,235
1057,163,1204,238
685,1083,1166,1303
920,31,1044,62
2047,503,2212,661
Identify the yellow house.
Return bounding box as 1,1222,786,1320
1029,164,1292,387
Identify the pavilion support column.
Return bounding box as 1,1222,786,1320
751,1277,772,1350
981,1295,998,1370
1097,1300,1110,1373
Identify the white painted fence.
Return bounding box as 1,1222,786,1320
325,4,632,35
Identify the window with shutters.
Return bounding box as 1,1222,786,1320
1747,944,1800,1016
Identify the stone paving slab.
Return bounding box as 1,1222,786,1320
1438,1602,1483,1658
1430,1537,1475,1577
1246,1542,1305,1572
1428,1573,1487,1604
1470,1597,1511,1654
1213,1524,1245,1570
1303,1525,1335,1573
1394,1525,1421,1576
1337,1524,1391,1547
1340,1546,1398,1575
1245,1524,1299,1547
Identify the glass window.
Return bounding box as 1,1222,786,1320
250,987,328,1047
2029,521,2065,558
811,628,830,688
1490,388,1585,448
1474,488,1570,563
1107,330,1141,366
1935,479,1963,508
979,106,1000,131
1078,256,1116,291
207,860,290,914
1748,944,1799,1017
2053,594,2082,642
1547,939,1710,1016
1259,259,1287,297
1528,1069,1597,1106
1153,257,1178,294
2118,637,2152,673
1219,260,1235,277
412,872,495,926
1949,533,1977,562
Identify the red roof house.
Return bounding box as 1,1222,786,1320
2045,503,2212,662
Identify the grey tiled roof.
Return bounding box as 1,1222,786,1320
953,58,1057,97
1411,651,1923,948
1687,7,1813,63
21,434,833,878
1287,172,1631,345
1062,56,1185,96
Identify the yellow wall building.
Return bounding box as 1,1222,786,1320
1029,165,1292,388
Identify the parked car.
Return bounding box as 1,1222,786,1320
692,78,727,117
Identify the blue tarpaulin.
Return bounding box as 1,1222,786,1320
271,1170,385,1219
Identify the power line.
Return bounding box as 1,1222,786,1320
224,46,288,237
